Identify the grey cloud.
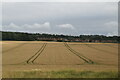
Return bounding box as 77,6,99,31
2,2,118,36
3,3,117,24
57,24,75,30
3,22,51,32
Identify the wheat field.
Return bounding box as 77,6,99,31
2,41,118,78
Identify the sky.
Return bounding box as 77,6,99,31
2,0,119,2
1,2,118,36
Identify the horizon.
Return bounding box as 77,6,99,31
1,30,119,37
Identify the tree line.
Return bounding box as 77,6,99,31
1,31,120,43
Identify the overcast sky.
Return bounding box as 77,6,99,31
2,0,119,2
2,2,118,36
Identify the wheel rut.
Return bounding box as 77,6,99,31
25,43,47,64
64,42,94,64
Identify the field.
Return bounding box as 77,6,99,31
2,41,118,78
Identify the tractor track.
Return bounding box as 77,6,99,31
64,42,94,64
102,44,118,49
85,44,116,55
3,43,27,53
25,43,47,64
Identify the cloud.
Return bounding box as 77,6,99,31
3,0,119,2
0,25,2,31
3,2,117,25
106,31,118,36
3,22,51,32
22,22,50,29
102,21,118,36
104,21,118,28
103,21,118,32
3,23,21,31
57,24,75,30
2,3,118,36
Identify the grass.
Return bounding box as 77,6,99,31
3,70,118,78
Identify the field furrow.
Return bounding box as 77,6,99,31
26,43,47,64
68,43,118,65
103,43,118,49
2,43,26,53
85,44,118,55
2,41,118,73
3,42,43,64
64,42,94,64
34,42,85,65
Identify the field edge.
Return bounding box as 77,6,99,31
2,70,118,78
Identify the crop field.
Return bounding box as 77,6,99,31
2,41,119,78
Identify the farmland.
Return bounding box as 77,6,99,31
2,41,118,78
